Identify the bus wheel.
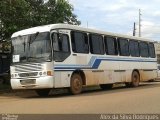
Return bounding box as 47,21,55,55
100,84,113,90
36,89,50,97
69,74,83,95
131,71,140,87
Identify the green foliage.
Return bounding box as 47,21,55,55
0,0,31,40
0,0,81,40
46,0,80,25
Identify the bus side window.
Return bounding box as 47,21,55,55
89,34,104,55
118,38,129,56
129,40,140,57
148,43,155,58
59,34,70,52
104,36,118,55
139,42,149,57
52,33,59,51
71,31,89,54
52,33,70,62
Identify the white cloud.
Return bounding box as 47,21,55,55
68,0,160,40
153,11,160,17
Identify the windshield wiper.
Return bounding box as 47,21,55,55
29,32,39,43
27,57,38,62
27,56,46,61
28,32,39,49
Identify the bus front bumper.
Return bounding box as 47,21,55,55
11,76,54,89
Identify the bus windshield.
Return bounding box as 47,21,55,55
12,32,51,63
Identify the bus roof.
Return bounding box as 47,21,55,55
11,24,54,38
11,23,154,42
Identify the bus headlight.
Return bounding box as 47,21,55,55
42,71,47,76
11,73,19,78
39,72,42,76
15,74,18,77
11,74,14,78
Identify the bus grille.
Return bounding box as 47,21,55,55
19,72,38,77
15,63,43,72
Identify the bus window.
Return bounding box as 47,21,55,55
104,36,118,55
139,42,149,57
52,33,70,62
148,43,155,58
129,40,140,57
71,31,89,54
89,34,104,55
118,38,129,56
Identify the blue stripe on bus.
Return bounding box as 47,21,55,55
54,56,157,70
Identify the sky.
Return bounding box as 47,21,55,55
68,0,160,41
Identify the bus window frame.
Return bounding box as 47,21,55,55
71,30,89,54
89,33,105,55
118,38,130,56
51,32,71,62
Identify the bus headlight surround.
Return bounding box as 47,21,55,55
38,71,53,76
47,71,52,76
11,73,19,78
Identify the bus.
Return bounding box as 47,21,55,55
10,24,157,96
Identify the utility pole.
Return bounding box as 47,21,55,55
139,9,142,37
133,22,136,36
87,21,88,28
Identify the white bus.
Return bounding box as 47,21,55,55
10,24,157,96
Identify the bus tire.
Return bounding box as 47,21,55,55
36,89,50,97
131,71,140,87
100,84,113,90
69,74,83,95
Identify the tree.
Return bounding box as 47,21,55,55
25,0,48,26
46,0,81,25
0,0,31,40
0,0,80,41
